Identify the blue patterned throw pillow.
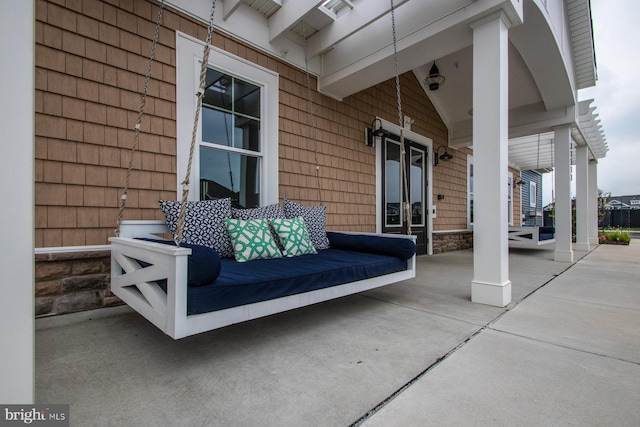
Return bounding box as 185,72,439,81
224,217,283,262
283,198,330,250
271,216,317,257
231,203,285,220
158,199,234,258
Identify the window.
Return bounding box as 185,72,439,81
385,140,402,227
529,181,537,208
467,155,473,227
200,69,261,207
177,33,279,208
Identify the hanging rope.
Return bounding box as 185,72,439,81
115,0,165,237
301,20,322,205
390,0,411,235
174,0,218,246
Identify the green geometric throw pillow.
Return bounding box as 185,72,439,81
224,217,282,262
271,216,317,257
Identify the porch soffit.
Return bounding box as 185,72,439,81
566,0,597,90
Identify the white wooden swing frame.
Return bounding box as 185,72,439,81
110,0,417,339
111,221,416,339
508,226,555,248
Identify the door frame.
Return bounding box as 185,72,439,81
375,117,433,255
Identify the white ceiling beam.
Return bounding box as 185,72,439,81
306,0,410,57
268,0,326,42
222,0,244,21
318,0,523,99
449,103,576,148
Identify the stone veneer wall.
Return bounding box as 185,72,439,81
432,231,473,254
35,250,119,316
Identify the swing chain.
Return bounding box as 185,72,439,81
115,0,165,237
301,20,322,205
175,0,217,246
389,0,411,235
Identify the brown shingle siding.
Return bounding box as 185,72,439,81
35,0,467,247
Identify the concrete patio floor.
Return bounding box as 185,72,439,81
36,242,640,426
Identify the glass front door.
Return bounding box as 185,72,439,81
382,135,428,255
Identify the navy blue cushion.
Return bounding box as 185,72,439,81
186,248,407,314
327,232,416,260
539,226,555,241
135,238,221,287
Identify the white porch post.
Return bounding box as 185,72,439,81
471,13,511,306
554,126,574,262
575,145,590,251
0,0,35,403
589,160,599,245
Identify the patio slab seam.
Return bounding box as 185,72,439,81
485,327,640,367
359,294,498,328
349,325,487,427
352,246,597,427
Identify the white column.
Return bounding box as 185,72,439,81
0,0,35,403
589,160,599,245
575,145,590,251
471,13,511,306
554,126,574,262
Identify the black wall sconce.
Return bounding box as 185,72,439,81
366,118,390,147
515,177,524,186
424,61,445,90
434,145,453,166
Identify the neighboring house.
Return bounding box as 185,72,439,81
601,194,640,229
604,195,640,210
520,170,544,226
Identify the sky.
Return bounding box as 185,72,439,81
542,0,640,205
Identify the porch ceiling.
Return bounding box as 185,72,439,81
508,99,607,172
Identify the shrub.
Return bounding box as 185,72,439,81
601,229,631,244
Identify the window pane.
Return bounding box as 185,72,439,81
410,148,424,226
234,79,260,118
199,146,260,209
234,115,260,151
385,141,401,227
203,69,232,111
202,107,232,147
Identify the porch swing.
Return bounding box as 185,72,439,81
109,0,416,339
508,134,556,248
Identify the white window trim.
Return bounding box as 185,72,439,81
529,181,537,208
176,32,279,205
